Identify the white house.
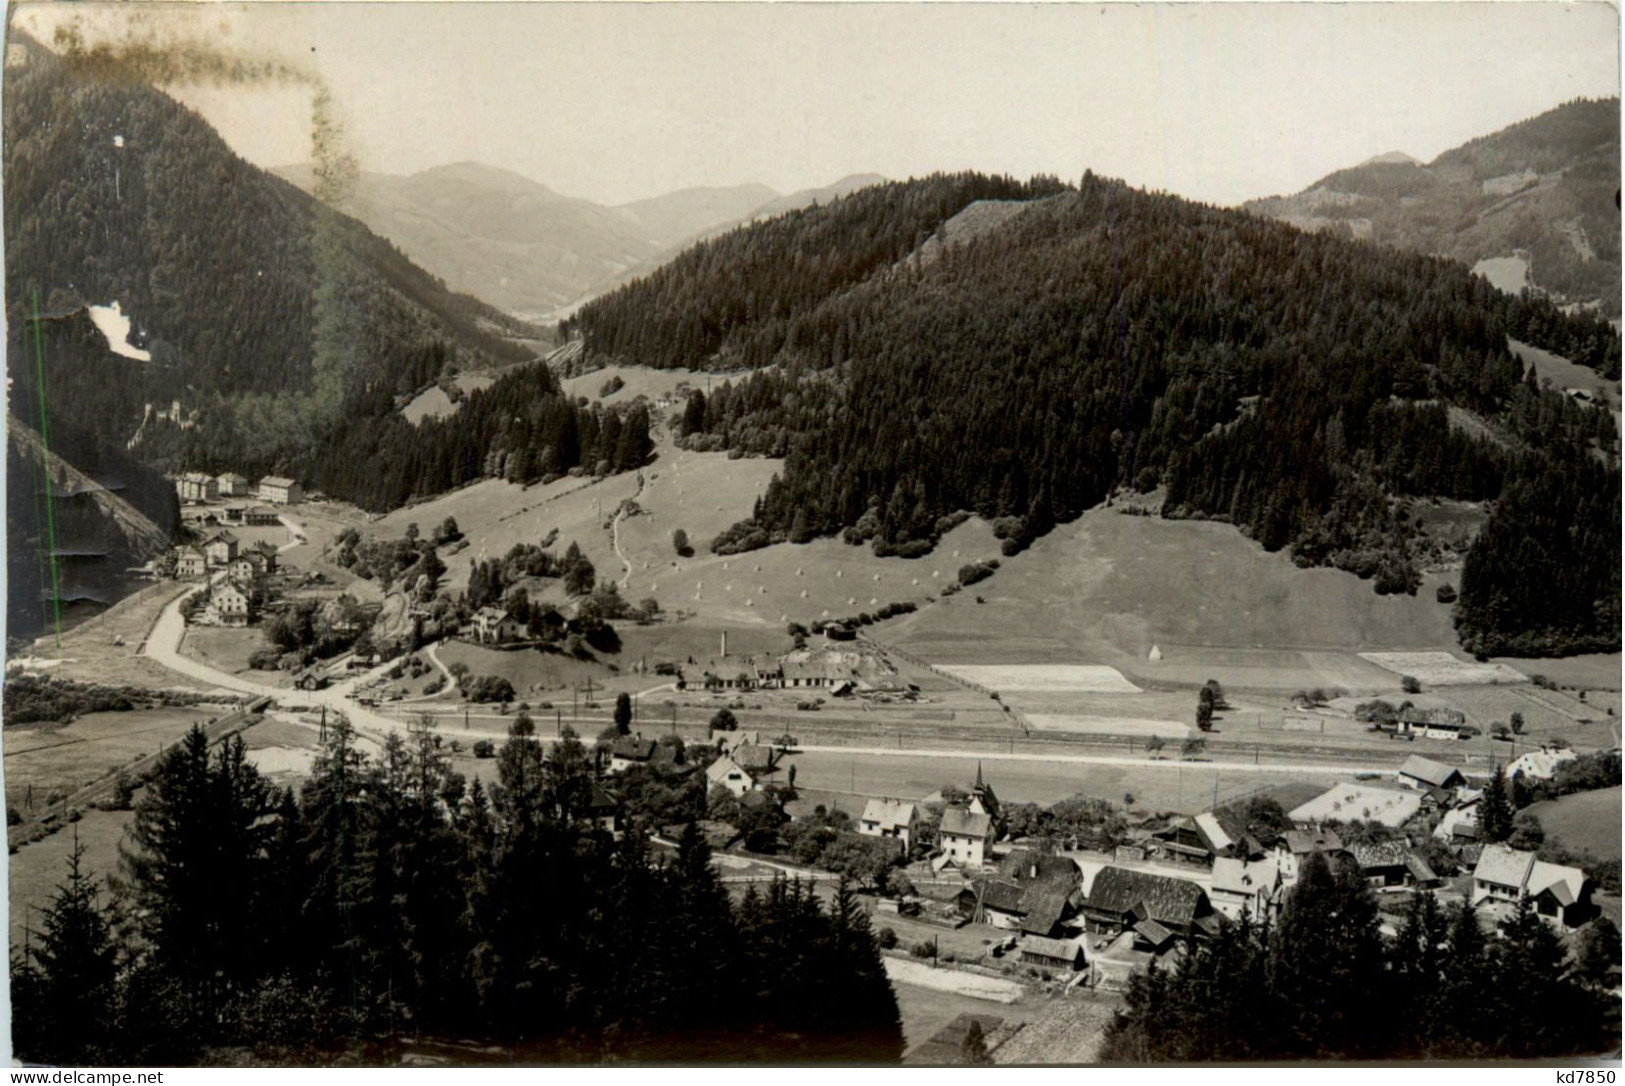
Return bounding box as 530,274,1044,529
471,606,521,644
1508,747,1577,782
216,471,251,497
208,580,252,627
176,472,218,502
1471,843,1594,930
174,546,207,579
706,754,762,798
858,797,920,850
939,807,995,868
258,476,304,505
1210,856,1284,922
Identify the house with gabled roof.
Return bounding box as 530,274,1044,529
216,471,250,497
1211,856,1284,921
859,797,920,850
608,736,658,774
1274,827,1349,886
1020,935,1085,972
1507,746,1578,782
471,606,520,644
1471,843,1595,930
706,753,763,798
1350,840,1423,889
174,546,207,580
202,530,239,568
940,807,995,869
207,579,253,627
176,471,218,502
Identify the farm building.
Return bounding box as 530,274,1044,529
1080,866,1216,947
858,797,920,849
686,653,774,691
1147,810,1262,869
174,546,207,579
959,850,1083,936
471,606,521,644
175,471,218,502
1349,841,1434,890
1387,707,1472,741
1471,844,1595,930
216,471,251,497
1019,936,1085,972
258,476,304,505
1289,783,1421,830
1398,755,1466,792
202,530,240,568
1210,856,1284,921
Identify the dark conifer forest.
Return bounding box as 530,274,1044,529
571,172,1621,656
11,720,904,1065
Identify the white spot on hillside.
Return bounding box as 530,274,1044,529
88,302,150,361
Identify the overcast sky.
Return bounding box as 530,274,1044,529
12,1,1621,207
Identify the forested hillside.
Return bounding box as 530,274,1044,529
1248,98,1621,318
2,35,650,630
574,171,1621,657
3,34,534,472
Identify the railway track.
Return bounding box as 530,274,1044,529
7,697,272,851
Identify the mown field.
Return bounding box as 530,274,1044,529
1524,786,1622,861
4,707,219,813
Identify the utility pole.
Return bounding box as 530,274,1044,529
557,708,562,736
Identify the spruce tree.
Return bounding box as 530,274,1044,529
13,833,120,1065
1477,763,1516,843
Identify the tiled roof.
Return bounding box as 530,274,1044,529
260,476,297,488
732,743,779,771
1020,889,1073,936
997,849,1081,888
1086,866,1207,927
1350,840,1413,870
1211,856,1280,896
1281,828,1344,854
1134,918,1175,947
861,797,917,832
610,737,658,761
941,807,993,839
1474,843,1537,889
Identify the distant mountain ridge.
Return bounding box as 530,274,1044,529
272,163,891,319
1247,97,1621,317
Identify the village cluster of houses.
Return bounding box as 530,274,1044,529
175,471,303,506
173,530,281,628
852,752,1597,984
